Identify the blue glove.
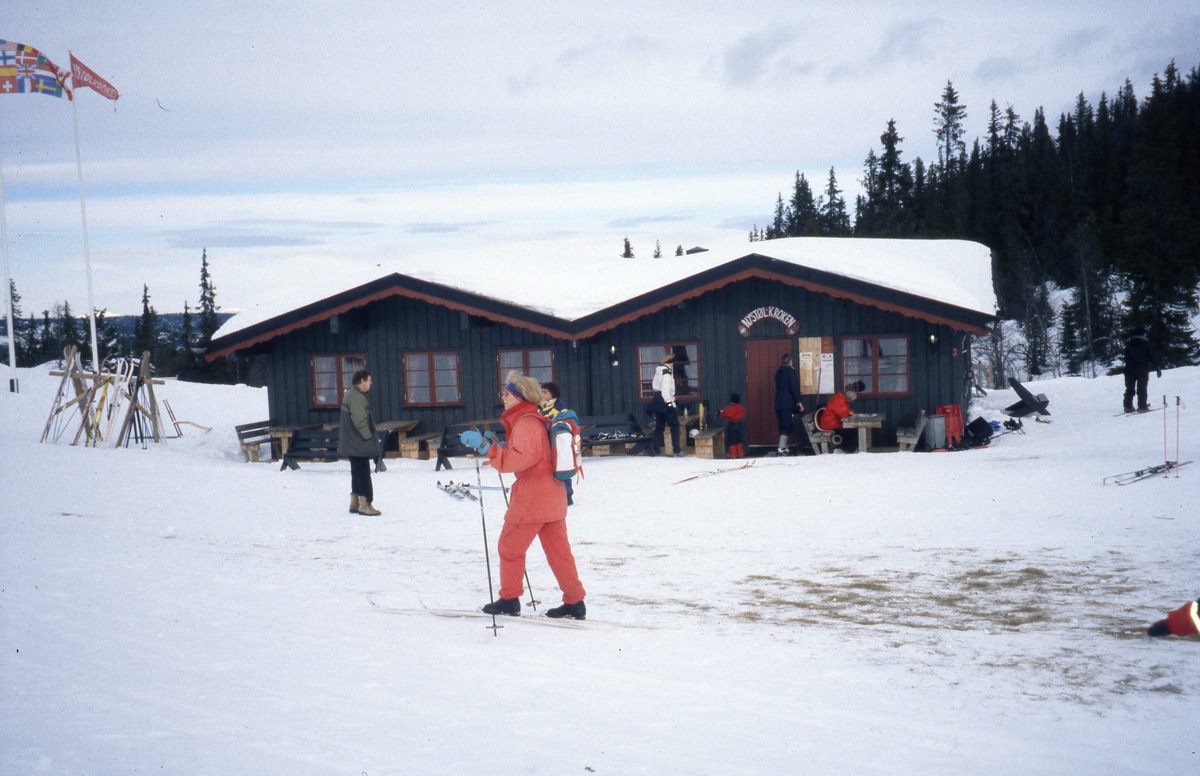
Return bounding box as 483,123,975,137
459,430,489,454
483,430,503,448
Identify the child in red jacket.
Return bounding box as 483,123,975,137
718,393,746,458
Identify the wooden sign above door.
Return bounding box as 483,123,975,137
736,305,799,337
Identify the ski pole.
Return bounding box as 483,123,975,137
496,470,538,611
473,452,501,636
1177,396,1182,478
1163,394,1168,478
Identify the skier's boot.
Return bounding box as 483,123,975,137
349,494,361,514
358,500,382,516
483,597,521,616
546,600,586,620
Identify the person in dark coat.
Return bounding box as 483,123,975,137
337,368,382,515
1123,326,1160,413
773,354,803,455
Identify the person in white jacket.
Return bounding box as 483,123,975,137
647,353,684,456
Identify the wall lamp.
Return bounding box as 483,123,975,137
610,345,619,366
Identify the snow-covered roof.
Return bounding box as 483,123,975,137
213,236,996,343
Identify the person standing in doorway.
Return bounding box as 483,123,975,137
338,368,382,516
1123,325,1160,413
774,354,803,455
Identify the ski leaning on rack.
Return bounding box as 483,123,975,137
1103,460,1192,485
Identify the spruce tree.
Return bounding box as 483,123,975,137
622,238,634,258
198,249,221,346
135,285,159,361
934,80,968,174
819,167,851,235
785,172,818,236
876,120,908,233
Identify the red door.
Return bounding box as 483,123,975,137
744,339,794,447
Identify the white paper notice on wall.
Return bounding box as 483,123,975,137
819,352,835,394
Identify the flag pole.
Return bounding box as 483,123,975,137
68,58,100,373
0,138,18,392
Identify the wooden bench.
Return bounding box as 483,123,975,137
236,420,281,462
280,426,390,471
435,413,657,469
399,431,441,460
577,413,655,457
896,409,928,452
801,412,834,455
692,425,726,459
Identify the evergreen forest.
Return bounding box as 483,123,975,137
751,59,1200,384
3,249,242,383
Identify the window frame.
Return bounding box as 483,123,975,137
311,353,366,409
403,350,462,407
839,334,911,397
496,347,555,396
636,342,702,402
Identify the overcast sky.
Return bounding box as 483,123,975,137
2,1,1197,318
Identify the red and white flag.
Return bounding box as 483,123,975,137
69,53,118,100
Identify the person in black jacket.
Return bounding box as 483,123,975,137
773,354,803,455
1123,326,1160,413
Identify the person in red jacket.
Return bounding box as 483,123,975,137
1147,597,1199,637
461,371,587,619
717,393,746,458
817,381,864,451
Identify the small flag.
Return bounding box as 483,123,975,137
0,40,70,99
70,53,119,101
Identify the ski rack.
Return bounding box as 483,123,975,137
43,349,167,448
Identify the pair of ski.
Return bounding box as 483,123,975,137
1103,460,1193,485
436,480,510,500
1112,407,1161,417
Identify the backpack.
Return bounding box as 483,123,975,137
539,409,583,481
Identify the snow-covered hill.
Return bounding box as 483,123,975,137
2,365,1197,775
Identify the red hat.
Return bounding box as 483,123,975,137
1147,600,1200,637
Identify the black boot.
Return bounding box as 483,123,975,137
482,597,521,616
546,600,586,620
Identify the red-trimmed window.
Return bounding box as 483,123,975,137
404,351,461,407
312,353,366,409
637,343,700,400
497,348,554,395
841,336,910,396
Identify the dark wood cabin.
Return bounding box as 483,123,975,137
207,241,995,453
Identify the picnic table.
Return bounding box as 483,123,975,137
841,412,886,452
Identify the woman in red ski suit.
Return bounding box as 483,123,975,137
817,391,855,431
467,372,587,619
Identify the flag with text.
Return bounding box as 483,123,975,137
70,53,119,100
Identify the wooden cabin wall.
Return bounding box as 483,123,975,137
261,278,976,445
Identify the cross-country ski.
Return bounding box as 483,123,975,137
1103,460,1193,485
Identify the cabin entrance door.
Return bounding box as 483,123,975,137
744,338,794,448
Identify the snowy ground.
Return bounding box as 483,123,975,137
2,364,1198,775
